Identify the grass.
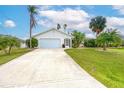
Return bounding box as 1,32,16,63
65,48,124,88
0,48,31,65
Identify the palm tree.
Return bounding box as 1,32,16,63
28,5,38,48
72,30,85,48
0,35,8,54
89,16,107,37
0,35,20,54
7,36,20,54
96,31,109,50
63,24,67,31
96,29,121,50
57,24,61,30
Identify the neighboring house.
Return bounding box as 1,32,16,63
19,39,26,48
20,42,26,48
33,28,72,48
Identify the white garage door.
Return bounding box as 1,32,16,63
39,38,61,48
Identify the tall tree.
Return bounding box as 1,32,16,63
89,16,107,37
28,5,38,48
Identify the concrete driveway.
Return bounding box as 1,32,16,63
0,49,105,88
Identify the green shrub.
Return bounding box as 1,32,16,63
26,38,38,48
84,38,97,47
121,39,124,47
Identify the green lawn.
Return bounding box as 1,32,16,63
65,48,124,88
0,48,31,65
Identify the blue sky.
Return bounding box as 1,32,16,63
0,5,124,39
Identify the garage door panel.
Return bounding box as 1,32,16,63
39,38,61,48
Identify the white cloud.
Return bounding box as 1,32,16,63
106,16,124,36
39,5,52,11
112,5,124,15
86,33,96,39
109,6,124,36
38,7,124,38
38,19,54,28
38,8,90,30
107,17,124,27
4,20,16,28
38,8,94,38
39,8,89,21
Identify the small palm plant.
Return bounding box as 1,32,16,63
72,30,85,48
0,35,20,54
96,29,121,50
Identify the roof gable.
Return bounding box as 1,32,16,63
33,28,72,38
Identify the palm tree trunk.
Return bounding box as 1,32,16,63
29,15,32,49
96,33,99,48
96,33,98,37
8,45,12,54
29,28,32,48
103,43,106,51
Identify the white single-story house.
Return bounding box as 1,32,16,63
20,42,26,48
33,28,72,48
19,39,26,48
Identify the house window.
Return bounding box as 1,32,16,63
65,38,70,46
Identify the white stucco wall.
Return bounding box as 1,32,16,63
34,29,72,48
20,42,26,48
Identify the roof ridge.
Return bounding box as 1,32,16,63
33,28,72,37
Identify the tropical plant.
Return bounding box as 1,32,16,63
57,24,61,30
0,35,21,54
96,29,122,50
96,32,110,50
7,36,20,54
26,38,38,48
89,16,107,37
72,30,85,48
121,39,124,46
28,5,38,48
84,38,97,47
0,35,8,54
111,41,122,47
